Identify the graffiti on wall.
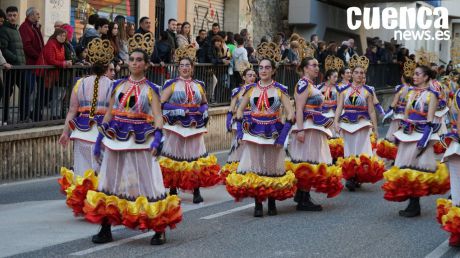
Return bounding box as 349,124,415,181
193,3,221,35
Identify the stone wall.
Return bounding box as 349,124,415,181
251,0,290,46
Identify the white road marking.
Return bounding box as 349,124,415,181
70,232,152,256
424,240,451,258
200,203,254,220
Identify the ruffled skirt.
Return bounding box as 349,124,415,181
83,148,182,232
376,139,398,160
58,168,98,216
160,131,221,190
341,127,373,158
336,155,385,184
226,141,297,202
382,163,449,201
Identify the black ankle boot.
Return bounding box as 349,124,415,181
399,197,421,217
345,179,357,192
92,223,113,244
150,231,166,245
193,188,203,204
267,198,277,216
296,191,323,211
170,188,177,195
254,200,263,217
294,189,301,203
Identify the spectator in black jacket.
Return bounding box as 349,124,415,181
207,35,229,65
166,18,177,51
151,31,172,65
135,16,151,34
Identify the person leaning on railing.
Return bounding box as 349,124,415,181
33,28,72,122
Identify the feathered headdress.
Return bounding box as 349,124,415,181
128,32,155,55
87,38,114,65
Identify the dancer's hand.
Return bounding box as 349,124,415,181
334,123,341,134
151,148,158,156
59,132,70,147
296,131,305,143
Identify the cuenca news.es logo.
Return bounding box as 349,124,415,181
347,6,450,41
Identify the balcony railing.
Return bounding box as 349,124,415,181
0,63,401,132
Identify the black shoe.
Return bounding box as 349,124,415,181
294,189,301,203
254,200,263,217
399,197,421,217
267,198,277,216
150,232,166,245
169,188,177,196
92,224,113,244
345,179,356,192
193,188,203,204
296,191,323,211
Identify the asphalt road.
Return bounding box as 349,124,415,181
1,126,460,258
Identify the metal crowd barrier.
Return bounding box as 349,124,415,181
0,63,400,132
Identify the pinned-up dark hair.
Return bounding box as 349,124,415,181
416,65,436,82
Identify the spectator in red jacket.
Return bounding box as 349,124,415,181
19,7,44,65
33,28,71,121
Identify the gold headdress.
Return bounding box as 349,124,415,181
87,38,114,65
298,38,316,59
174,44,197,63
236,60,253,76
348,54,369,71
415,48,438,67
403,57,416,78
256,42,281,62
128,32,155,55
324,55,344,72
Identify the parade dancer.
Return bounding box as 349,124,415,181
84,34,182,245
159,45,221,204
334,55,385,192
221,65,256,181
378,58,414,161
226,42,296,217
382,65,449,217
58,38,114,216
437,88,460,247
320,56,345,161
286,56,343,212
337,67,351,88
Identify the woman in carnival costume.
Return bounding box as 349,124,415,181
159,45,221,204
382,65,449,217
221,63,257,180
58,38,115,216
437,88,460,247
320,56,345,161
84,33,182,245
226,42,296,217
378,58,415,161
286,56,343,212
333,55,385,192
337,66,352,88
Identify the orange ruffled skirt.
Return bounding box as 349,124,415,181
285,161,343,198
225,171,297,202
58,167,98,216
382,163,450,202
83,191,182,232
328,138,344,160
219,162,239,184
336,155,385,184
437,199,460,234
159,155,222,190
376,139,398,160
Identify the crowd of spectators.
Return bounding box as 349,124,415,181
0,5,447,125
